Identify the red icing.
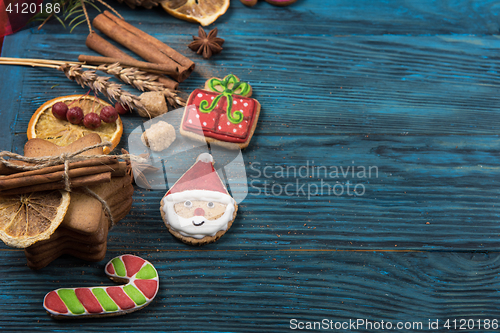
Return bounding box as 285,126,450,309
134,280,158,299
167,158,227,196
217,113,250,138
75,288,103,314
106,287,136,310
106,263,115,275
44,291,68,314
122,255,146,278
182,88,258,143
194,207,205,216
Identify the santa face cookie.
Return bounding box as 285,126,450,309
160,153,238,245
180,74,261,149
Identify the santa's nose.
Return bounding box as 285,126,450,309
194,208,205,216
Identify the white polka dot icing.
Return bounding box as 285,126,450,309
197,93,203,98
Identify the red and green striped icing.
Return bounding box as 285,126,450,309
43,255,159,318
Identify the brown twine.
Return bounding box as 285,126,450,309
81,0,92,34
0,142,144,228
77,186,115,227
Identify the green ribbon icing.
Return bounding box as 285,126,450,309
199,74,251,124
136,264,157,280
123,285,147,305
92,288,118,312
112,257,126,277
57,289,85,314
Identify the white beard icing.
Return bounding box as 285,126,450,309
162,190,236,239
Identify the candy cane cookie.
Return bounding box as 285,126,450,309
43,255,159,319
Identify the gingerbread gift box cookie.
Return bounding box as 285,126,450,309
160,153,238,245
180,74,261,149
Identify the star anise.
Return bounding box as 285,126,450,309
188,27,225,59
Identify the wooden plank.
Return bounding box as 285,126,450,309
8,33,500,139
1,2,500,331
1,250,500,332
35,0,500,36
103,133,500,251
2,29,500,250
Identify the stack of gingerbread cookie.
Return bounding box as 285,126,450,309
20,134,134,269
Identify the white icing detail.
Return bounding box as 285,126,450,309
239,125,242,128
188,119,192,123
196,153,213,163
196,114,200,118
244,103,248,107
203,122,207,126
218,126,222,130
162,190,235,239
227,122,230,125
233,101,237,105
240,99,243,103
43,255,159,317
211,96,214,100
233,129,237,133
197,93,203,98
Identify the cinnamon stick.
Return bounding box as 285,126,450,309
0,157,116,179
102,11,195,72
86,32,135,61
0,162,124,191
0,162,21,175
92,13,192,82
78,55,179,77
0,173,112,196
85,32,179,90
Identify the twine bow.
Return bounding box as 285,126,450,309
0,142,143,227
199,74,251,124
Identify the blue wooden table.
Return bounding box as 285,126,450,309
2,0,500,332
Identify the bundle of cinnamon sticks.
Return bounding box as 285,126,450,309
83,11,195,90
0,157,127,195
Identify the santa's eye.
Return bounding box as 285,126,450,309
184,200,193,208
207,202,215,209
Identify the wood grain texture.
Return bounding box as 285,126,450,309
2,0,500,331
2,250,500,332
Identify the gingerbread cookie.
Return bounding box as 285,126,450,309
22,134,134,269
160,153,238,246
43,255,159,319
180,74,261,149
241,0,297,7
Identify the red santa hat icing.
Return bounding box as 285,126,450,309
166,153,229,197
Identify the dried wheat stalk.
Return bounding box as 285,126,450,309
58,63,147,114
97,63,185,108
0,57,186,116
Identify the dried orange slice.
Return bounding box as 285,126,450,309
27,95,123,154
0,190,70,248
161,0,230,26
